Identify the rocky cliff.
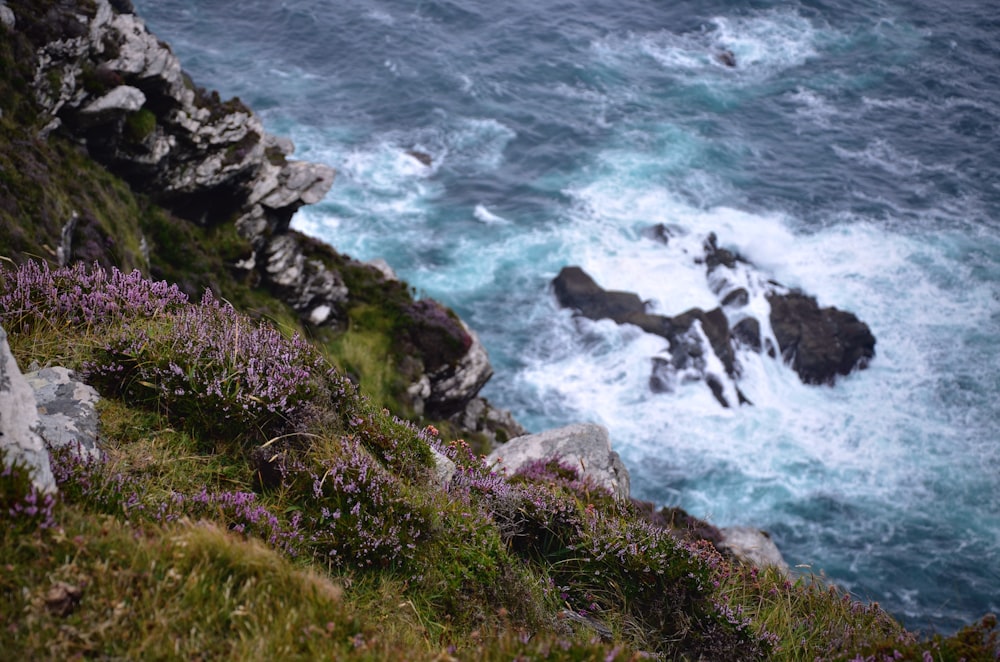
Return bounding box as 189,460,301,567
0,0,519,442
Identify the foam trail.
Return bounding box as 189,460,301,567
473,204,510,225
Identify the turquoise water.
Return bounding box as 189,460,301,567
134,0,1000,632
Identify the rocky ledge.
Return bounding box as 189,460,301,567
553,231,875,407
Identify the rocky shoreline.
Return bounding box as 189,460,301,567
2,0,810,575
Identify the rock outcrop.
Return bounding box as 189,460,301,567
492,423,791,572
486,423,630,500
448,396,528,447
553,231,875,405
0,326,55,493
18,0,342,323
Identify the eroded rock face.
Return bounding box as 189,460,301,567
0,326,56,493
262,232,348,326
448,396,528,448
423,325,493,418
486,423,630,500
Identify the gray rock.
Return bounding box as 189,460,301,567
430,448,456,489
424,326,493,416
258,160,336,214
24,367,101,459
80,85,146,116
366,258,398,282
262,233,348,325
717,526,790,575
486,423,630,500
449,396,527,447
0,327,56,494
1,2,15,29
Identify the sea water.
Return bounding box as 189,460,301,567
133,0,1000,633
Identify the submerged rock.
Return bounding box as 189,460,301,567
552,229,876,405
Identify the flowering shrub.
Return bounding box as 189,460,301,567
85,290,335,442
49,443,146,519
0,450,56,532
276,437,430,570
509,457,618,512
343,405,433,479
0,261,188,332
170,489,305,557
438,442,770,659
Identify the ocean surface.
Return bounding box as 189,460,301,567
132,0,999,633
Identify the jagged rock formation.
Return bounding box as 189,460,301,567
486,423,631,500
18,0,340,325
553,232,875,406
3,0,506,423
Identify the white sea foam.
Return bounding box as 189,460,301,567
593,7,831,87
473,204,509,225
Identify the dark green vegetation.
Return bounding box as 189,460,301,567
1,12,997,662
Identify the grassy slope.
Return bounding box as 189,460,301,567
1,16,998,662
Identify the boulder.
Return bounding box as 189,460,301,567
717,526,790,575
487,423,630,500
24,367,101,459
768,292,876,385
430,448,456,489
0,326,56,493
